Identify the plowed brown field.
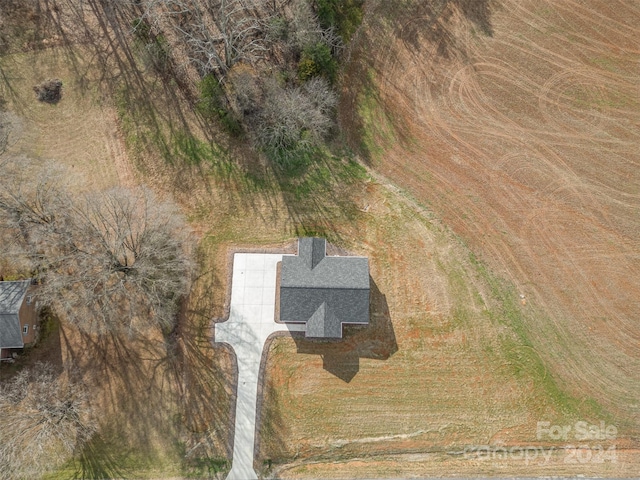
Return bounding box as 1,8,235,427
342,0,640,422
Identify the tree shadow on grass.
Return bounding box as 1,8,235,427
290,276,397,383
1,0,372,236
267,147,367,242
394,0,494,58
172,267,236,467
58,283,233,477
52,258,236,476
70,432,133,480
60,328,174,449
2,0,220,176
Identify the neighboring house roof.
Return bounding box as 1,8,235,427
279,238,370,338
0,280,31,349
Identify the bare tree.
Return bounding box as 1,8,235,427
288,0,343,53
289,0,323,49
0,159,73,277
138,0,268,78
0,160,193,334
0,363,96,480
41,187,193,334
302,76,338,116
256,77,336,154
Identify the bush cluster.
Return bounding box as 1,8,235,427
298,42,337,82
314,0,365,41
163,0,364,160
33,79,62,104
197,74,242,136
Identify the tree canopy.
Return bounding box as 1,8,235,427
0,159,193,334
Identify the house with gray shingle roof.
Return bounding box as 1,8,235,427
0,280,37,359
278,238,369,338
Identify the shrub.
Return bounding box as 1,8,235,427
314,0,364,41
257,78,336,163
0,363,95,479
131,17,151,41
290,0,323,50
198,75,224,113
33,79,62,104
228,66,261,116
130,18,171,74
143,35,171,74
196,74,242,136
267,15,289,42
298,42,337,82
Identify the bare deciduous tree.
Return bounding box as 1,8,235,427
256,77,336,153
0,159,193,334
41,187,193,334
288,0,343,53
138,0,268,77
289,0,323,49
302,76,338,116
0,363,96,480
0,159,72,276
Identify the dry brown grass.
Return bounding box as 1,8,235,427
0,48,130,190
0,42,231,480
300,0,640,476
344,0,640,417
277,448,640,478
257,180,640,478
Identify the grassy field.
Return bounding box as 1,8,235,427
331,0,640,475
1,0,638,478
257,180,638,478
0,40,234,479
0,49,123,189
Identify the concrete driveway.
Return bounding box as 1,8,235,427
214,253,304,480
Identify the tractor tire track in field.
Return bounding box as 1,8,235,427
349,0,640,424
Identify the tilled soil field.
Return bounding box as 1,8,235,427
342,0,640,424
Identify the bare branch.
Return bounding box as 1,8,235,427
40,187,194,335
139,0,269,77
0,159,194,335
0,363,96,480
256,77,336,153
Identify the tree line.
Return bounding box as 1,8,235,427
128,0,363,163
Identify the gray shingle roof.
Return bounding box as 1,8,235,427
0,280,30,349
279,238,369,338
